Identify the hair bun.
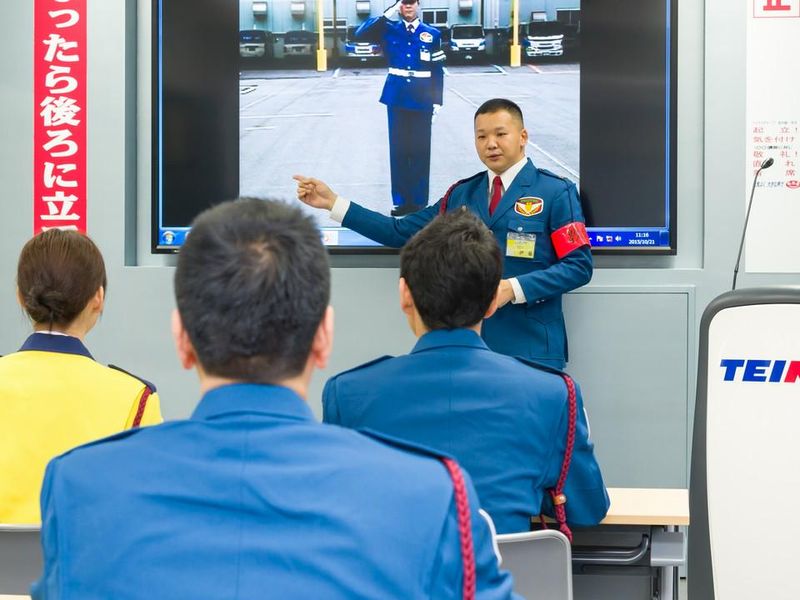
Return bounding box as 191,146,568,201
16,230,107,327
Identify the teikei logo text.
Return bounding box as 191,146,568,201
720,359,800,382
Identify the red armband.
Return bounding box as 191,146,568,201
551,221,590,259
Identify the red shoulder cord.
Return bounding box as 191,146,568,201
440,457,476,600
539,373,578,543
131,387,153,428
438,177,472,215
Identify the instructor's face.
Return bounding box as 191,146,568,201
474,110,528,175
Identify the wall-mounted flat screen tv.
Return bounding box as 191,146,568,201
152,0,676,254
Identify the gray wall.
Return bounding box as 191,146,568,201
2,1,796,490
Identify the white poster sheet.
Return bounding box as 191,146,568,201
745,0,800,273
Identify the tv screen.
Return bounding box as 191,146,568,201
152,0,676,254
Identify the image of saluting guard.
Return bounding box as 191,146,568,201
355,0,446,216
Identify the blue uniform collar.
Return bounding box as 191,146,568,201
19,332,94,360
191,383,315,422
411,328,489,354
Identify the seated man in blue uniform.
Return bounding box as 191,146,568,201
323,210,609,535
32,199,517,599
295,98,591,369
355,0,445,216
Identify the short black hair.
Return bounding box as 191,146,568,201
474,98,525,127
400,209,502,330
174,198,330,383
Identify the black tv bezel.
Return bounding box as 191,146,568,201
150,0,678,256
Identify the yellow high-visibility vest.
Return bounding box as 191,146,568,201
0,333,162,524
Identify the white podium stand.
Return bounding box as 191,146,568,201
689,287,800,599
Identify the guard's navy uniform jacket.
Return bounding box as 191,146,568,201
323,328,609,534
32,384,517,599
355,15,445,210
341,158,592,368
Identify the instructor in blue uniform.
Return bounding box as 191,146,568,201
32,200,516,599
323,210,609,534
295,98,592,369
356,0,445,216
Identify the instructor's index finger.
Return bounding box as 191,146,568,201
292,174,316,185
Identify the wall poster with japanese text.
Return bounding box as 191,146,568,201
34,0,86,234
746,0,800,272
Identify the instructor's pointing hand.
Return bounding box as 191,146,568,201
294,175,337,211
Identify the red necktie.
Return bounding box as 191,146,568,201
489,175,502,215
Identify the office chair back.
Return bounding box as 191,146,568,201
0,525,42,595
497,529,572,600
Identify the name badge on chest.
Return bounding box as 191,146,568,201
420,49,430,61
506,232,536,259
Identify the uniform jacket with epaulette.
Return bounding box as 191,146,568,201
341,158,593,367
32,383,517,599
323,328,610,534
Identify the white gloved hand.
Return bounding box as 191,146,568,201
431,104,442,123
383,0,403,18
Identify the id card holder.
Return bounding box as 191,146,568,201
420,50,431,61
506,232,536,259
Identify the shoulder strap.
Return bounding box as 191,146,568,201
108,364,158,393
538,167,570,183
439,172,485,215
440,457,476,600
539,372,578,543
333,355,394,378
360,429,477,598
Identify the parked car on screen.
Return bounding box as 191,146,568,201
343,26,383,61
239,30,274,59
447,24,486,61
283,30,317,58
522,21,565,58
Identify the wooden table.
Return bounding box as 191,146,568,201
603,487,690,526
572,487,689,600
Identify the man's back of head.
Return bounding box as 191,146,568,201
400,209,502,331
174,198,330,383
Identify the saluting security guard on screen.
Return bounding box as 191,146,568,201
355,0,445,216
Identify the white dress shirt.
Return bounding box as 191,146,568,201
404,18,420,33
488,156,529,305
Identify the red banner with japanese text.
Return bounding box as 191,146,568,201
34,0,87,233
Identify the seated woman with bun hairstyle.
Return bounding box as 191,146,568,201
0,229,162,524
